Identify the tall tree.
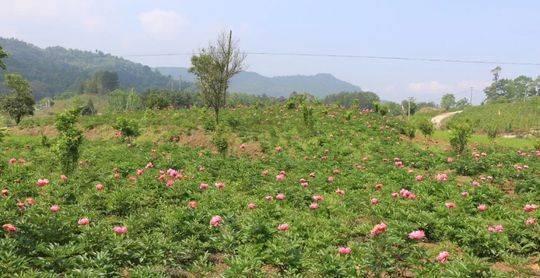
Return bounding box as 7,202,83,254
0,45,7,70
440,93,456,111
1,73,35,124
190,31,246,123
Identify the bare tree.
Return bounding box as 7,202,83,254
190,30,246,124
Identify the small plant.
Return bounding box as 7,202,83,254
226,116,241,130
486,125,498,140
113,117,140,141
212,131,229,154
0,126,7,143
203,117,216,131
302,105,315,131
417,118,434,137
53,108,83,173
449,121,472,153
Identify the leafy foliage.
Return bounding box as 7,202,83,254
53,108,83,173
1,73,35,124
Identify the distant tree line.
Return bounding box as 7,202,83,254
484,66,539,103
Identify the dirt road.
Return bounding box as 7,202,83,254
431,111,462,129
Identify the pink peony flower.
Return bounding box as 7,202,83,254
2,223,17,233
523,204,538,213
36,179,49,187
338,247,352,255
309,203,319,210
461,191,469,197
371,198,379,205
215,182,225,190
471,180,480,187
335,189,345,196
240,143,246,150
60,175,68,182
247,203,257,209
1,189,8,198
436,173,448,182
327,176,335,183
276,173,286,182
95,183,104,191
447,157,454,163
188,201,198,209
210,216,223,227
276,193,286,200
199,183,209,190
408,230,425,240
477,204,488,212
312,195,324,202
8,158,17,164
415,175,424,181
275,146,283,153
113,226,128,235
78,218,90,226
399,189,416,199
166,179,175,188
265,195,273,201
136,169,144,176
436,251,449,263
487,224,504,233
370,222,387,236
145,162,154,168
445,202,456,209
525,218,536,226
25,197,36,206
375,183,383,190
277,223,289,231
391,192,398,198
50,204,60,213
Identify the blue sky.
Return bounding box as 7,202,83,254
1,0,539,103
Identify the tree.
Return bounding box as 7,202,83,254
454,98,469,110
53,108,83,174
440,93,456,111
189,31,246,124
1,73,35,124
401,98,417,116
0,45,7,70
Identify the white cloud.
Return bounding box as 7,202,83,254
82,16,106,32
138,9,187,39
407,81,448,93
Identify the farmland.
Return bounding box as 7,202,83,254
1,104,538,277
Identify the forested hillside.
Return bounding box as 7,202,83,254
0,38,178,99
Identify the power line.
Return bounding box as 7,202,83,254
119,51,540,66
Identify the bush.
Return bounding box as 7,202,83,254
486,125,498,140
417,118,434,137
53,108,84,173
113,117,140,140
449,121,472,153
212,131,229,154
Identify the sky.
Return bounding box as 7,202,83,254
1,0,540,103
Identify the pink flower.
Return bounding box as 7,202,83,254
312,195,324,202
471,180,480,187
415,175,424,181
447,157,454,163
445,202,456,209
525,218,536,226
95,183,104,191
36,179,49,187
309,203,319,210
375,183,383,191
461,191,469,197
264,195,273,201
275,193,285,201
327,176,334,183
50,204,60,213
338,247,351,255
335,189,345,196
166,179,175,188
436,251,449,263
8,158,17,164
215,182,225,190
2,223,17,233
391,192,398,198
275,146,283,153
60,175,68,182
113,226,128,235
523,204,538,213
78,218,90,226
436,173,448,182
247,203,257,209
394,161,404,168
277,223,289,231
370,222,387,236
276,173,286,182
408,230,425,240
309,172,316,178
188,201,198,209
145,162,154,168
399,189,416,199
210,216,223,227
1,189,8,197
371,198,379,205
136,169,144,176
477,204,488,212
25,197,36,206
487,224,504,233
199,183,209,190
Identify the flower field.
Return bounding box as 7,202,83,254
1,106,538,277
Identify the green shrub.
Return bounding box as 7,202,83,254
53,108,84,173
417,118,434,137
449,121,472,153
113,117,140,139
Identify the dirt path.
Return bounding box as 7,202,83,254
431,111,462,129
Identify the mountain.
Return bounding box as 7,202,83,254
0,38,178,99
156,67,362,97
